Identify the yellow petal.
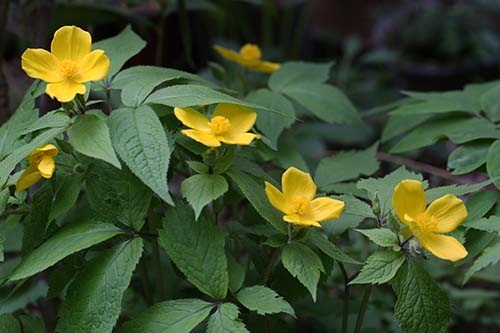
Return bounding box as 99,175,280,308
392,179,426,223
174,107,211,131
282,167,316,201
425,194,467,233
218,133,259,145
51,25,92,62
46,80,86,102
16,165,42,192
283,214,321,228
35,144,59,157
213,104,257,136
250,61,281,73
265,181,291,214
308,197,345,222
418,232,468,262
214,45,246,65
21,48,61,83
37,156,55,178
77,50,110,82
181,129,221,147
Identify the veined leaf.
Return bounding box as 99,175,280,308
464,190,499,222
355,228,399,248
236,285,295,317
19,111,71,136
181,174,228,219
349,250,404,285
487,140,500,190
207,303,249,333
425,178,494,202
308,231,361,264
0,313,20,333
447,141,490,175
463,243,500,284
463,216,500,233
49,174,83,221
269,61,332,92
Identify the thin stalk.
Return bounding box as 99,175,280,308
338,261,350,333
354,285,373,333
287,224,293,244
140,258,153,305
148,212,165,301
261,248,280,285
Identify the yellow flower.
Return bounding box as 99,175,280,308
393,179,468,262
265,167,345,227
174,104,261,147
16,144,59,192
21,25,110,103
214,43,280,73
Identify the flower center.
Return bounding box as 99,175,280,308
239,44,261,60
415,212,438,233
59,59,81,80
210,116,231,135
291,196,311,215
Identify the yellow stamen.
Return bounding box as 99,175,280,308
59,59,81,80
291,196,311,215
415,212,438,233
239,44,261,60
210,116,231,135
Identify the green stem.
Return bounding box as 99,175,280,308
338,261,350,333
287,224,293,244
354,285,373,333
261,248,280,285
140,258,153,304
148,211,165,301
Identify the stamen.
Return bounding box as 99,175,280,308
240,44,262,60
416,212,438,233
59,59,81,80
291,196,311,215
210,116,231,135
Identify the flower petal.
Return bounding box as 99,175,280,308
174,107,211,131
218,133,259,145
265,181,291,214
214,45,246,65
46,81,86,103
418,232,468,262
392,179,426,224
37,156,55,178
425,194,467,233
21,48,61,82
35,144,59,157
250,61,281,73
51,25,92,62
283,214,321,228
16,165,42,192
308,197,345,222
181,129,221,147
282,167,316,201
77,50,110,82
213,104,257,135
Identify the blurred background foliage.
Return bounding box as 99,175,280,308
2,0,500,332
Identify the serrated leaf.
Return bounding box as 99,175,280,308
269,61,332,92
19,111,71,136
49,174,83,221
68,114,121,168
120,298,213,333
22,182,52,253
56,238,143,333
236,285,295,317
463,216,500,233
315,143,379,189
226,168,287,234
447,141,490,175
93,25,146,77
392,260,450,333
349,250,404,285
464,190,499,222
308,231,361,264
158,203,228,299
463,243,500,284
382,113,432,143
487,140,500,190
181,174,228,219
9,221,122,281
281,242,324,301
425,178,494,203
207,303,249,333
108,106,173,205
480,83,500,122
355,228,399,248
0,188,9,216
0,313,20,333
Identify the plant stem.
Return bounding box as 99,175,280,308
148,211,165,301
261,248,280,285
354,285,373,333
140,258,153,304
338,261,350,333
287,224,293,244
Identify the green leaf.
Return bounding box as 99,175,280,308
186,161,209,174
355,228,399,248
463,216,500,233
56,238,143,333
245,89,295,150
269,61,332,92
112,66,212,107
68,114,121,168
19,111,71,136
391,90,479,115
0,127,67,187
236,285,295,317
207,303,249,333
108,106,173,205
85,161,152,231
8,221,122,281
227,255,246,293
22,182,52,253
19,314,45,333
382,113,432,143
463,243,500,284
93,25,146,77
281,242,324,301
0,281,48,314
49,174,83,221
0,188,10,216
392,260,450,333
0,313,20,333
480,83,500,122
158,203,228,300
487,140,500,190
315,143,379,189
464,190,499,222
349,250,405,285
226,168,287,234
120,298,213,333
308,231,361,264
447,141,490,175
282,83,362,125
181,174,228,219
336,194,376,219
390,116,500,153
425,178,494,203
